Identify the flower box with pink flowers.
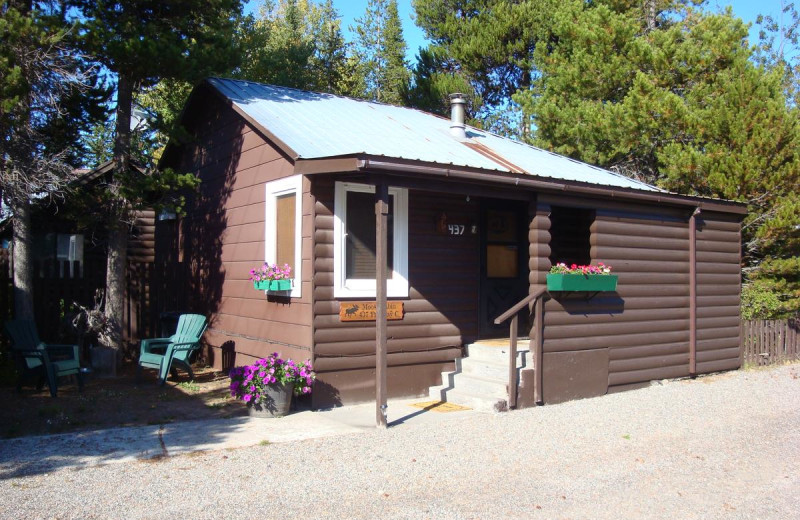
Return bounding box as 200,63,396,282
250,262,293,292
547,262,618,292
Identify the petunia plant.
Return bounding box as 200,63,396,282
549,262,613,275
229,352,315,404
249,262,292,282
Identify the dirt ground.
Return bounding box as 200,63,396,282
0,363,249,439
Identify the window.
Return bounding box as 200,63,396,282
265,175,303,297
485,209,519,278
334,182,408,298
549,206,593,267
34,233,84,277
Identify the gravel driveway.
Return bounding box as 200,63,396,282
1,364,798,520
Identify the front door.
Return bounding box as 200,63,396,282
479,200,529,337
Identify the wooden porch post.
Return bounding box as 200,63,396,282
375,180,389,428
689,208,700,377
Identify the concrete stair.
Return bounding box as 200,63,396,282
428,339,533,412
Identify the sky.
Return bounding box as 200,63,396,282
245,0,794,63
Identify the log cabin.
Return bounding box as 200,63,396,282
160,78,747,410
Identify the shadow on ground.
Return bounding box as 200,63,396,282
0,363,248,440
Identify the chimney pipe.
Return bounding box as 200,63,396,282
449,93,466,139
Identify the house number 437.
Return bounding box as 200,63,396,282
448,224,465,235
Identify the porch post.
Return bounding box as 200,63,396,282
530,200,551,405
689,208,700,377
375,180,389,427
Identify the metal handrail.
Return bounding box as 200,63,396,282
493,286,548,408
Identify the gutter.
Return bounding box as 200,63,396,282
356,157,748,215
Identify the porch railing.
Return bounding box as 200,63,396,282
493,286,548,409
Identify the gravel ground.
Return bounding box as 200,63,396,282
1,364,798,520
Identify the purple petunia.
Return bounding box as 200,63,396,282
228,352,317,402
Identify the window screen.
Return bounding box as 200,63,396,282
345,191,394,279
549,206,593,266
275,192,296,271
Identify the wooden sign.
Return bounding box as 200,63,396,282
339,301,404,322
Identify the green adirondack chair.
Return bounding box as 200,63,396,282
4,320,84,397
137,314,207,385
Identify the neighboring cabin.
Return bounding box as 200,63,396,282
0,161,175,346
161,78,746,408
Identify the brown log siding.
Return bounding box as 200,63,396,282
128,209,156,262
539,205,742,394
543,207,693,390
695,212,741,373
177,94,313,369
310,177,477,403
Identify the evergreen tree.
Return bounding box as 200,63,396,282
309,0,353,94
515,2,800,315
413,0,556,130
0,0,99,319
754,1,800,106
71,0,243,351
403,45,480,119
352,0,410,104
235,0,355,95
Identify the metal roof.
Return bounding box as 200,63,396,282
208,77,659,192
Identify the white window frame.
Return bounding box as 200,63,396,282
333,181,409,298
264,175,303,298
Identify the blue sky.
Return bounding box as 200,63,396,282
246,0,792,63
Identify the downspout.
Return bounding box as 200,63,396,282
689,207,700,377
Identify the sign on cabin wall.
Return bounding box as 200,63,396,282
339,301,404,322
436,212,477,236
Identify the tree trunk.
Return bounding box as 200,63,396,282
102,72,134,351
11,197,34,320
644,0,657,32
104,222,127,353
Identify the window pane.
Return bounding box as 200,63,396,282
276,193,296,272
487,244,518,278
346,191,394,279
486,210,517,242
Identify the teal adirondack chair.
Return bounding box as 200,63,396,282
137,314,207,385
4,320,83,397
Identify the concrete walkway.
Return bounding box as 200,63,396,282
0,397,478,477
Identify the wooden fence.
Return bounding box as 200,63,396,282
742,319,800,366
32,256,107,342
0,251,186,353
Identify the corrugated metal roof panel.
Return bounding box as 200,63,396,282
209,77,658,192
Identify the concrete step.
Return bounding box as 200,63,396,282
426,338,534,412
428,385,508,413
466,340,531,364
447,372,507,397
461,353,534,380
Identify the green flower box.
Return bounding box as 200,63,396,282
253,279,292,291
546,273,618,292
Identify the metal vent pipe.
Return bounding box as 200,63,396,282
449,93,467,139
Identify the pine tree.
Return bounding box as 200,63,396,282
72,0,242,351
352,0,410,104
0,0,99,319
413,0,556,130
308,0,352,94
403,45,480,118
235,0,355,95
515,2,800,315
